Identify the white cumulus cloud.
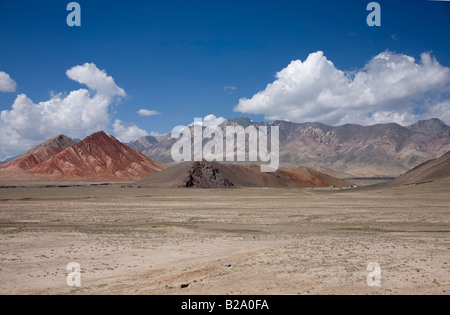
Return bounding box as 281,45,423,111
150,131,163,137
203,114,226,127
113,119,149,143
190,114,226,127
137,109,161,117
0,63,126,159
234,51,450,126
0,71,17,93
66,63,126,98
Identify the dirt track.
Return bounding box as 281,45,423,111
0,182,449,295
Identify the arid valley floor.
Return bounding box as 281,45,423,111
0,182,449,295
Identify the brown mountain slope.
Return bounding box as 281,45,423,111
0,135,75,171
281,166,353,188
137,161,352,188
0,132,166,182
129,118,450,178
387,151,450,186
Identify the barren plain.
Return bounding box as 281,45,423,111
0,181,449,295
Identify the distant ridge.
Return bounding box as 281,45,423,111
128,118,450,178
386,151,450,186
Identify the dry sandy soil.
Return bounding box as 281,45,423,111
0,181,449,295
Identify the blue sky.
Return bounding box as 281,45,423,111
0,0,449,158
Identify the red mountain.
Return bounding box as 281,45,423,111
0,132,166,182
0,135,76,175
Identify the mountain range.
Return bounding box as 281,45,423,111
128,117,450,177
1,117,449,184
0,132,165,182
0,131,352,188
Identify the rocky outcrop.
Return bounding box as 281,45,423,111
183,162,234,188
